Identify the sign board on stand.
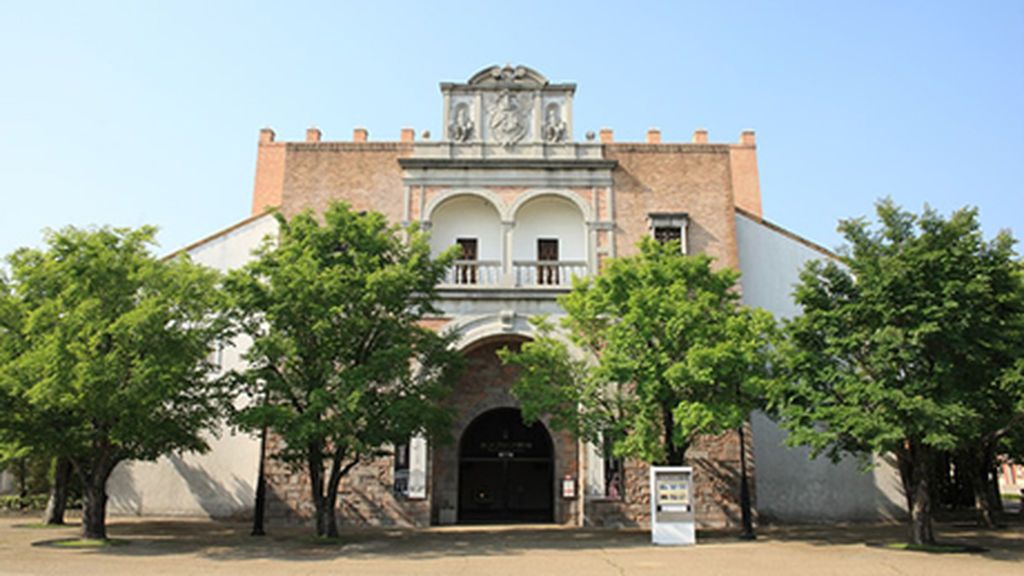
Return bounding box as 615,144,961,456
650,466,695,545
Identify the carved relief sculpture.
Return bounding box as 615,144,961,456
543,103,567,143
488,89,529,147
448,102,474,143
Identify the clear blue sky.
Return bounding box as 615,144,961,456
1,1,1021,258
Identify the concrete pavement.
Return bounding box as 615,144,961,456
0,515,1021,575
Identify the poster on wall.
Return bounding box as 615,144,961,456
408,435,427,499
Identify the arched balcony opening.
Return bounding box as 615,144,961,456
512,195,587,287
429,195,503,286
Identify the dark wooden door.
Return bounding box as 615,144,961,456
458,408,554,523
537,239,559,285
456,238,478,284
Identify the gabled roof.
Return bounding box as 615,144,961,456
162,211,276,261
735,206,840,261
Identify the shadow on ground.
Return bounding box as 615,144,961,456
759,517,1024,563
14,514,1024,564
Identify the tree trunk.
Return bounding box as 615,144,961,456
308,443,361,539
321,491,339,539
81,481,108,540
662,407,686,466
75,454,116,541
967,453,995,528
965,445,1003,527
985,464,1003,514
307,443,341,539
951,452,974,509
18,458,28,505
901,444,936,546
896,447,914,515
43,457,72,525
312,495,335,539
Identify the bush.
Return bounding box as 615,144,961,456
0,494,82,512
0,494,49,511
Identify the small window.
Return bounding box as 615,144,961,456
653,226,682,245
648,213,689,254
455,238,478,285
208,342,225,372
604,455,624,499
393,443,410,496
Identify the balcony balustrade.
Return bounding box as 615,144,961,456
438,260,589,289
442,260,503,286
513,260,588,287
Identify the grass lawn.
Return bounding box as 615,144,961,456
884,542,986,554
43,538,130,548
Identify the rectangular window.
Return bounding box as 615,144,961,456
586,435,625,500
208,342,225,373
648,213,689,254
455,238,478,285
537,239,559,285
653,226,682,246
393,443,410,496
604,454,624,499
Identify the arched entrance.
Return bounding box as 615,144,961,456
458,407,554,523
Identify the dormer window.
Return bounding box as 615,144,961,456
648,213,689,254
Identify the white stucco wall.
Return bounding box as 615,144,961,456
0,470,15,495
512,196,586,261
107,214,278,518
736,213,905,522
429,195,503,261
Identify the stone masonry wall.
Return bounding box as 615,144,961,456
263,434,430,528
586,423,756,530
432,336,580,525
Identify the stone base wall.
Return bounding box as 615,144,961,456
586,425,755,530
431,336,580,525
262,339,752,530
263,437,431,528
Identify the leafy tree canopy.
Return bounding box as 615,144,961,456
501,238,777,466
0,226,229,539
770,199,1023,544
226,203,462,538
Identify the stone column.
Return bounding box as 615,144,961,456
501,220,515,287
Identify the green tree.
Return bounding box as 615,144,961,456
500,238,777,467
0,226,229,540
770,200,1023,545
227,203,461,539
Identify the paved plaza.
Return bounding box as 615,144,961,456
0,515,1021,575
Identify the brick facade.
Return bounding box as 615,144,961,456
254,65,761,530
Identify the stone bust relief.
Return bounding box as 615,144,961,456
543,103,567,143
448,102,474,143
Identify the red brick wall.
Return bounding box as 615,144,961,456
604,144,741,271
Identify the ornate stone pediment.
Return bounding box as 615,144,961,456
438,64,576,149
467,65,548,88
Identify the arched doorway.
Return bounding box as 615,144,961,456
458,407,554,523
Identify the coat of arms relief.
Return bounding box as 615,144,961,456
487,89,529,147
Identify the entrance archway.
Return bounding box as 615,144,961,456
458,407,554,523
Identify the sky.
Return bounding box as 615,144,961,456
1,1,1022,258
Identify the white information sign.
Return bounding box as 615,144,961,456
650,466,695,545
